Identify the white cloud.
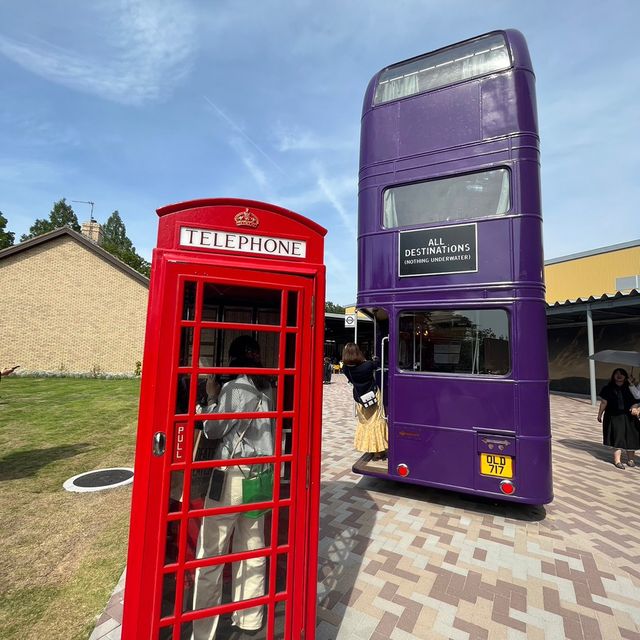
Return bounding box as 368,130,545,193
313,163,356,237
273,123,355,152
204,96,286,176
229,138,269,190
0,158,64,184
0,0,196,105
325,249,357,304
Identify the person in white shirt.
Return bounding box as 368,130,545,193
629,374,640,400
192,336,274,639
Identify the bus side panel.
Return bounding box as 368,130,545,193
516,382,551,438
513,300,549,382
392,423,476,490
358,220,516,293
512,216,544,283
481,71,538,139
397,82,481,157
362,71,536,167
357,232,397,293
390,373,517,498
392,375,517,433
359,104,399,165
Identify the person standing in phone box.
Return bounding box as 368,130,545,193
192,336,274,639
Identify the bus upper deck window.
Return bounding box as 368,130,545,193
383,168,510,229
374,33,511,105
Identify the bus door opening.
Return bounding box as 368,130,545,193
352,308,390,477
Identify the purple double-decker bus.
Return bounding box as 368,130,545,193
353,30,553,504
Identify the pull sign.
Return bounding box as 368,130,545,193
179,226,307,259
173,422,187,462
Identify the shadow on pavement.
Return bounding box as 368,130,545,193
0,443,92,480
317,480,378,635
354,474,547,522
556,437,612,464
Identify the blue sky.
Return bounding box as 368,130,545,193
1,0,638,304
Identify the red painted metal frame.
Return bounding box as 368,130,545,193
122,199,326,640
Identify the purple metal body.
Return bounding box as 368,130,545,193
356,30,553,504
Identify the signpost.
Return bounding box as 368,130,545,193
345,312,357,344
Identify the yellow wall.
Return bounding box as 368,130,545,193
343,305,369,319
545,246,640,304
0,236,149,374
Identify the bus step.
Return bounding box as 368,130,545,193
352,453,389,476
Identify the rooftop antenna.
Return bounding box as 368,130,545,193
72,200,95,222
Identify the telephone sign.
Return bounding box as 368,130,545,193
122,198,326,640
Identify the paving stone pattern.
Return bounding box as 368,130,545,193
92,376,640,639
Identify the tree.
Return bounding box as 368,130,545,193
0,212,15,249
101,210,151,277
20,198,80,241
325,301,346,314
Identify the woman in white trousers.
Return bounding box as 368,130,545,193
191,336,274,639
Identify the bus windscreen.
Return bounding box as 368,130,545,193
374,32,511,105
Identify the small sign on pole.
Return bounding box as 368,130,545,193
344,313,357,328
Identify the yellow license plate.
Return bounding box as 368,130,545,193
480,453,513,478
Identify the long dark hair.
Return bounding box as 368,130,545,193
342,342,365,366
228,335,270,390
608,368,630,387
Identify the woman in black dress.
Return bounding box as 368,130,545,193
597,368,640,468
342,342,388,460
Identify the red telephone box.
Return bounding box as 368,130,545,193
122,199,326,640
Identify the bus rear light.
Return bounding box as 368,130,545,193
397,463,409,477
499,480,515,495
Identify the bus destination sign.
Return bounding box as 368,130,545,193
398,223,477,277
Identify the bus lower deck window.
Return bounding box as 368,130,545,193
398,309,510,375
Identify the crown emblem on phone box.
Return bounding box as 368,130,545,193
234,208,259,228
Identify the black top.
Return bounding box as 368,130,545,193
599,383,636,416
343,360,378,402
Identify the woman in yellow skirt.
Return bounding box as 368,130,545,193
342,342,388,460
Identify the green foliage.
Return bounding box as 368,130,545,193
0,212,15,249
20,199,80,242
101,210,151,277
325,301,346,314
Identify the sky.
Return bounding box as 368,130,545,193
1,0,638,305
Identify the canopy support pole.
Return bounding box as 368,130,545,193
587,305,597,406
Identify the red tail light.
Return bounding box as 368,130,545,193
499,480,515,495
397,463,409,477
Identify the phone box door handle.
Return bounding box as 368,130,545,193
152,432,166,456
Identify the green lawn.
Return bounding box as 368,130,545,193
0,377,140,640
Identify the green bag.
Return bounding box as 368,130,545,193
241,466,274,519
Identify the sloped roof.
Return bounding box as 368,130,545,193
0,226,149,286
547,288,640,309
547,289,640,327
545,239,640,266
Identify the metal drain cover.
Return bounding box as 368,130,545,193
63,467,134,493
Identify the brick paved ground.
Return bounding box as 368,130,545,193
92,375,640,639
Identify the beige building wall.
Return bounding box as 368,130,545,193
0,236,148,375
545,246,640,304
